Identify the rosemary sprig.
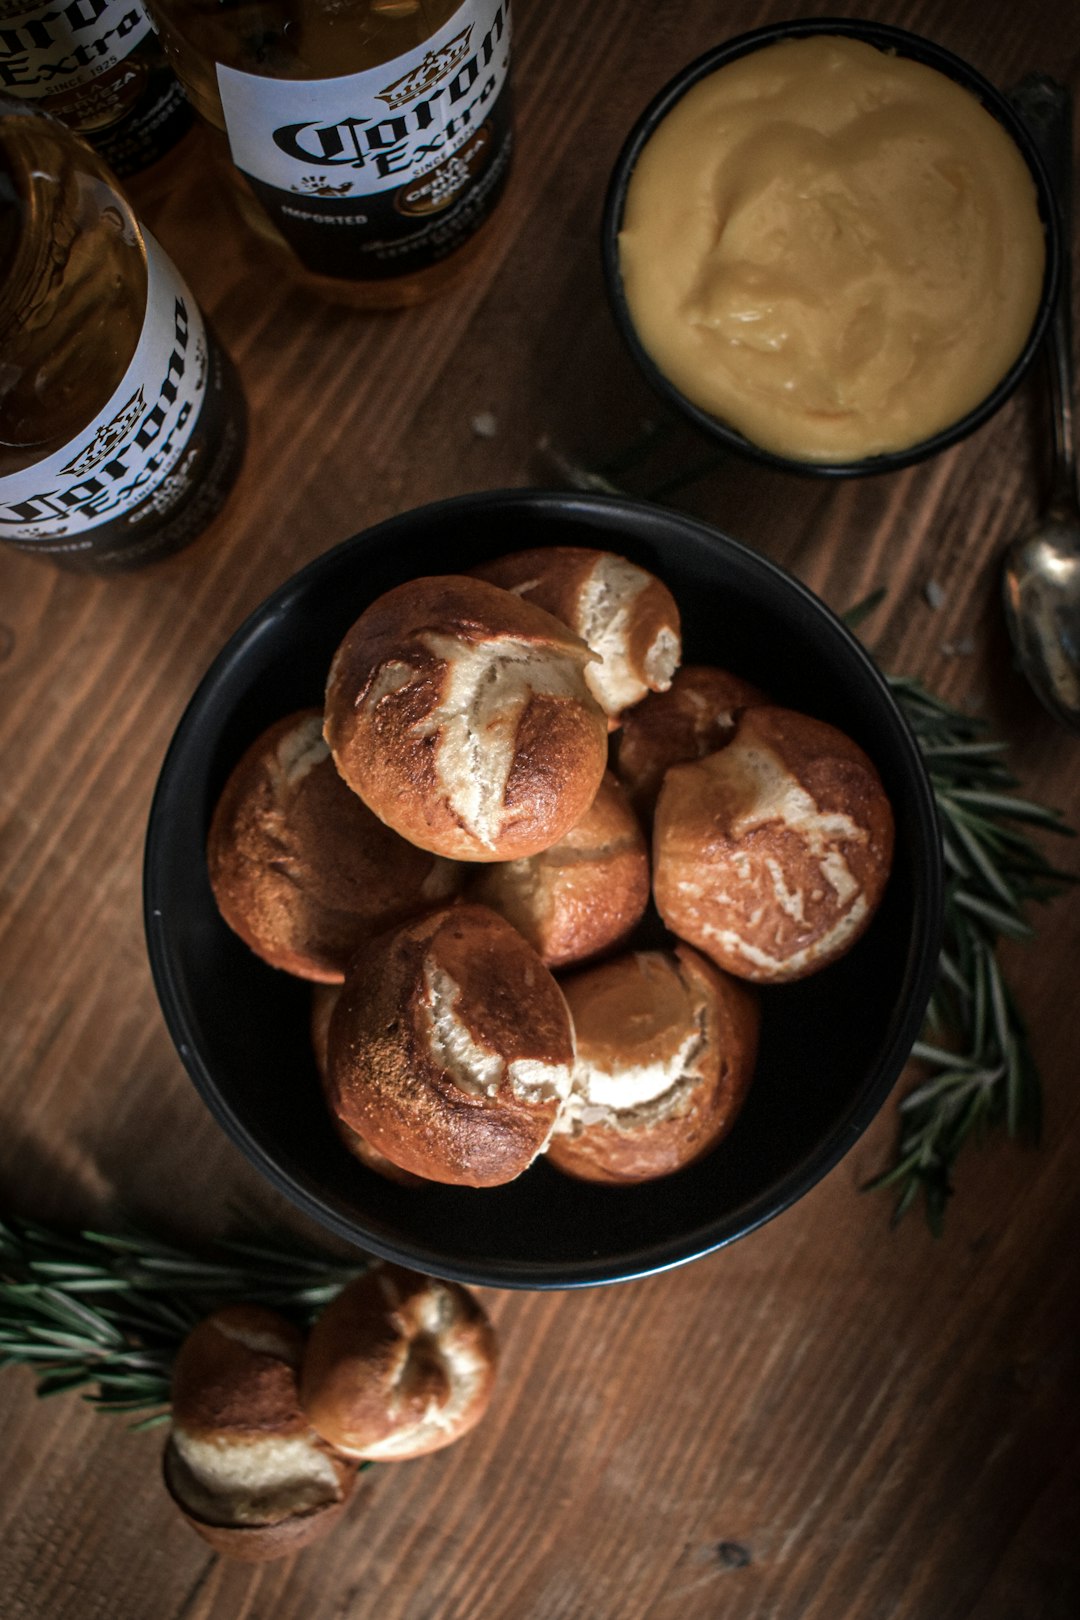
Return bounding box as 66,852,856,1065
0,1216,366,1427
869,679,1075,1232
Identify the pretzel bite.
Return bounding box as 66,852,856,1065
614,664,767,820
547,946,758,1183
311,985,425,1186
473,545,681,724
467,771,649,969
653,705,894,982
323,576,608,861
207,709,461,981
300,1265,497,1461
325,904,575,1187
163,1305,357,1561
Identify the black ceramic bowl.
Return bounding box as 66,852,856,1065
144,490,943,1289
602,18,1060,478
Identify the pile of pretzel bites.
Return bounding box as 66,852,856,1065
207,547,895,1191
164,1265,499,1559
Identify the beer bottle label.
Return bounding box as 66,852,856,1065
0,230,212,549
0,0,191,173
0,0,151,99
216,0,512,280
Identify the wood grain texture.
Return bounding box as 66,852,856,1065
2,1,1080,1616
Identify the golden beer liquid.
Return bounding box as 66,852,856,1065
0,110,144,476
0,103,246,569
145,0,509,307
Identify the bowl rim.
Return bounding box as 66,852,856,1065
144,488,944,1288
601,16,1062,479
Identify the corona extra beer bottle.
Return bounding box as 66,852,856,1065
0,95,247,570
143,0,513,306
0,0,193,176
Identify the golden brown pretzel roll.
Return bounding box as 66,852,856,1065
653,705,895,983
163,1304,357,1562
300,1265,497,1461
326,904,575,1187
614,664,767,821
467,771,649,969
547,946,759,1184
311,984,425,1187
473,545,681,723
207,709,461,981
323,576,609,862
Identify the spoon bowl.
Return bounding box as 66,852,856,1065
1003,511,1080,729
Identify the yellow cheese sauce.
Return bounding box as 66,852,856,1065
618,36,1047,463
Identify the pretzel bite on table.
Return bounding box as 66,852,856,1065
163,1305,357,1562
472,545,681,724
547,946,759,1184
300,1266,497,1461
614,664,767,821
653,705,895,983
323,575,608,861
207,709,461,981
467,770,649,969
325,904,575,1187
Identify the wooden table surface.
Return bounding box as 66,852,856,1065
3,2,1080,1615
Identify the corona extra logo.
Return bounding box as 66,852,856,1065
61,387,145,478
376,24,472,111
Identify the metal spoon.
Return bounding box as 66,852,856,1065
1002,75,1080,733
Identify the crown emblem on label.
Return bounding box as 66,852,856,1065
61,388,145,479
377,25,472,110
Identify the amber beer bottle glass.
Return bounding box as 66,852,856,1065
143,0,513,306
0,0,193,175
0,96,247,570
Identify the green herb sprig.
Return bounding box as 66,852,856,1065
868,678,1075,1231
0,1216,365,1426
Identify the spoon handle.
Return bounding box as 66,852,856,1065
1010,75,1076,513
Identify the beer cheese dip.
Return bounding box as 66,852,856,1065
617,35,1047,462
